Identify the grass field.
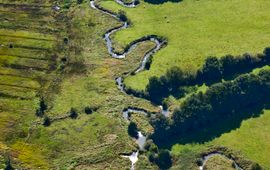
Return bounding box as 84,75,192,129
99,0,270,90
0,0,157,169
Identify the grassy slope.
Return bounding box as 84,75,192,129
100,0,270,90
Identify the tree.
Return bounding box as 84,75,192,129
5,158,13,170
35,109,44,117
165,66,186,90
146,76,168,103
84,107,93,114
128,122,138,138
155,150,172,169
69,108,78,119
77,0,83,4
263,47,270,60
118,10,128,22
43,116,51,127
200,56,223,81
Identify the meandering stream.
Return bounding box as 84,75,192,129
90,1,245,169
199,153,243,170
90,0,158,168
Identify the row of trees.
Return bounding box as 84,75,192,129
151,69,270,142
145,47,270,103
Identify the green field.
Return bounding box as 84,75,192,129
1,0,270,169
100,0,270,90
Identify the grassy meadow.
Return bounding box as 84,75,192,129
0,0,158,169
100,0,270,90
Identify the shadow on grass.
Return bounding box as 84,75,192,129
144,0,183,5
154,103,270,149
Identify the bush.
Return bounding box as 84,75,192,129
128,122,138,138
43,116,51,127
146,76,168,104
118,10,128,22
36,98,47,117
155,150,172,169
84,107,93,114
69,108,78,119
198,56,223,82
77,0,83,4
5,158,13,170
35,109,44,117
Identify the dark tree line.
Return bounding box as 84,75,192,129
150,69,270,143
145,47,270,104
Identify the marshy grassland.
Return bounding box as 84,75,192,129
0,0,157,169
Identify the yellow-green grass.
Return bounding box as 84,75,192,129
0,47,49,60
100,0,270,90
0,0,52,5
0,75,40,89
204,155,235,170
172,110,270,169
0,36,55,50
0,29,55,41
0,1,153,169
0,67,48,79
0,84,37,99
0,55,50,70
11,141,50,170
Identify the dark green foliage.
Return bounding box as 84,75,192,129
174,72,269,132
128,122,138,138
69,108,78,119
84,106,93,114
263,47,270,59
5,158,13,170
146,76,169,103
250,163,263,170
63,37,69,45
152,69,270,142
35,109,44,117
134,0,140,5
35,98,47,117
198,56,223,82
155,150,172,169
145,47,270,103
118,10,128,22
162,99,169,110
43,116,51,127
151,114,170,133
40,98,47,112
77,0,84,4
63,0,72,9
145,56,153,70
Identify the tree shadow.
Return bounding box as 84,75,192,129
153,102,270,149
144,0,183,5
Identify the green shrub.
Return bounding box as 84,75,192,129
128,122,138,138
69,108,78,119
